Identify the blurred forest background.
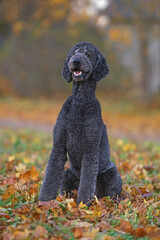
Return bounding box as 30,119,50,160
0,0,160,101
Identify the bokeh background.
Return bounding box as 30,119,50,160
0,0,159,101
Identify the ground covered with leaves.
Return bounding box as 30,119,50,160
0,128,160,240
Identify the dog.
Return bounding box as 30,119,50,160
39,41,122,205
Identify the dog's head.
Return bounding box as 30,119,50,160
63,42,109,83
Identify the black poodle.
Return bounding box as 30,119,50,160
39,42,122,205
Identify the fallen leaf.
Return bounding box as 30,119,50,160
16,163,26,173
78,201,88,209
73,227,83,238
3,176,17,185
16,205,31,215
30,166,39,181
2,185,17,200
135,227,147,238
117,220,134,235
0,212,10,219
32,226,48,238
73,221,93,228
14,229,30,240
8,155,15,162
122,143,136,152
84,228,99,239
3,233,13,240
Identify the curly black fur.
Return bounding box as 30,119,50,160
39,42,122,205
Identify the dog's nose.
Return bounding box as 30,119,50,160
73,58,81,65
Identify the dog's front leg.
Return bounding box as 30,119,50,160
77,149,99,205
39,124,67,201
39,147,67,201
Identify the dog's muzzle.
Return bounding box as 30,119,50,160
69,53,93,82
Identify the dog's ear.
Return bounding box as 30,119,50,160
92,52,109,81
62,55,72,83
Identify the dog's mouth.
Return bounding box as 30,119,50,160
72,70,84,81
69,63,91,81
73,71,82,76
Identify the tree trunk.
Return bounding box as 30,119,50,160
137,24,152,100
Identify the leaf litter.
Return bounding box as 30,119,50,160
0,129,160,240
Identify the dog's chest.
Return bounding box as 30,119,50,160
66,99,95,123
65,101,92,152
66,105,86,143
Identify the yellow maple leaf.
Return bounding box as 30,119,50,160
123,143,136,152
23,157,30,164
78,201,88,209
117,139,124,146
8,155,15,162
16,163,26,173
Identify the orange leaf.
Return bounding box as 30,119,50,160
73,227,83,238
19,166,39,183
32,226,48,238
117,220,134,235
2,185,17,200
120,162,131,171
0,212,10,219
104,236,115,240
19,170,30,183
135,227,147,238
30,166,39,181
17,205,31,215
28,186,38,195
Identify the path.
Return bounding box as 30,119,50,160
0,117,159,143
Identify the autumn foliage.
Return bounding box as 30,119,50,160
0,109,160,239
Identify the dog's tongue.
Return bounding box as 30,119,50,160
74,71,81,75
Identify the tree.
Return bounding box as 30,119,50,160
0,0,111,96
106,0,160,100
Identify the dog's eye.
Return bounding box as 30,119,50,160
86,53,90,57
